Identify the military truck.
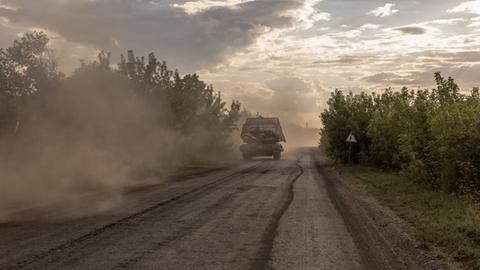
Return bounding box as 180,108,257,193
240,117,286,160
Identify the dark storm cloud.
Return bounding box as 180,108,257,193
394,26,427,35
0,0,307,71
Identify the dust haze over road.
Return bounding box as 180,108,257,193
0,148,440,270
0,33,242,222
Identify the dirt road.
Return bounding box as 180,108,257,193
0,149,437,270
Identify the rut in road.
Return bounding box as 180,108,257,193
1,150,448,270
6,162,266,270
4,156,308,270
249,158,304,270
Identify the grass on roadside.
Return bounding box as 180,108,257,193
338,164,480,270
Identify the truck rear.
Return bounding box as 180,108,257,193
239,117,286,160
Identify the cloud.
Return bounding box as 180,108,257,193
261,77,329,127
363,72,408,84
394,26,428,35
469,21,480,27
0,0,325,72
368,3,399,17
265,77,320,113
171,0,255,15
312,55,364,65
360,24,381,30
420,51,480,63
448,0,480,14
363,63,480,89
0,4,15,11
425,18,468,25
414,65,480,88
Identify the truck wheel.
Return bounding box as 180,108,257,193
273,152,281,160
242,153,251,160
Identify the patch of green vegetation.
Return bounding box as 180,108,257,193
339,164,480,269
320,75,480,198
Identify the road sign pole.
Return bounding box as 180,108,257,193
345,133,357,164
348,142,352,163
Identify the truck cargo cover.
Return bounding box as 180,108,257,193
241,117,286,143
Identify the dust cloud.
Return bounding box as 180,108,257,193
219,76,325,149
283,124,319,149
0,62,237,222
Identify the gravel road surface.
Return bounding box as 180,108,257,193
0,149,438,270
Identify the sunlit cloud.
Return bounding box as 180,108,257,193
288,0,330,29
427,18,468,25
0,4,16,11
0,16,9,24
367,3,399,17
448,0,480,14
360,24,381,30
171,0,255,14
469,16,480,27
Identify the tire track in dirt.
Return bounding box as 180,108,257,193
249,157,304,270
6,162,266,270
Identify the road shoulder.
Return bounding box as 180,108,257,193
312,149,455,270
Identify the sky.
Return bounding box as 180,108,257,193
1,0,480,127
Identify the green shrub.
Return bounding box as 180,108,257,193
321,73,480,197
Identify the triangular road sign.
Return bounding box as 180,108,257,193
346,133,357,143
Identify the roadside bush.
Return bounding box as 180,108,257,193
320,72,480,197
368,88,412,169
320,90,373,163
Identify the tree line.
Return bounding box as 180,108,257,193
321,73,480,197
0,32,241,176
